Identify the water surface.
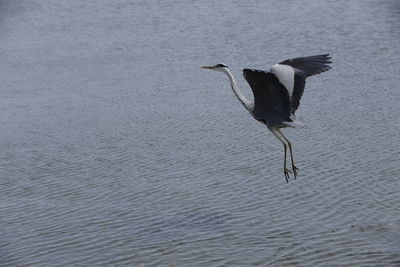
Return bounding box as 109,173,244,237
1,0,400,266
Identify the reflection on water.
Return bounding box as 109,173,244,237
1,0,400,266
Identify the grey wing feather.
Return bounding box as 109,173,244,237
279,54,332,77
291,73,306,113
243,69,291,127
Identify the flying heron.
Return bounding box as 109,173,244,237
201,54,332,182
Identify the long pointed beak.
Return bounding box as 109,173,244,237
201,65,214,69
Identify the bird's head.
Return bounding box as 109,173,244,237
201,63,228,72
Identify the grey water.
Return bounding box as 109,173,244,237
1,0,400,266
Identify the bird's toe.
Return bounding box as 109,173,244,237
284,168,291,183
292,165,299,179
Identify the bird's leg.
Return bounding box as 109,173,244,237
271,128,291,183
276,129,299,179
283,144,290,183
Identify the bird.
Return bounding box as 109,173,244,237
201,54,332,183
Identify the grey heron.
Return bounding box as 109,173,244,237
201,54,332,183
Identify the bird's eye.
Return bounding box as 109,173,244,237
216,64,227,68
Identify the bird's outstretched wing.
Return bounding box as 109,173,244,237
271,54,332,113
278,54,332,77
243,69,291,127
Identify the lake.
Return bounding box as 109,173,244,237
1,0,400,266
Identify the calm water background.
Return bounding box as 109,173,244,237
1,0,400,266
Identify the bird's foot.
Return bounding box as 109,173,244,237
292,165,299,179
284,168,292,183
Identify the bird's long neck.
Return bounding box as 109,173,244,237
223,68,253,111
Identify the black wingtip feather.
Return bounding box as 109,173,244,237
279,54,333,77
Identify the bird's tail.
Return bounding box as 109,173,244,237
284,116,307,129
